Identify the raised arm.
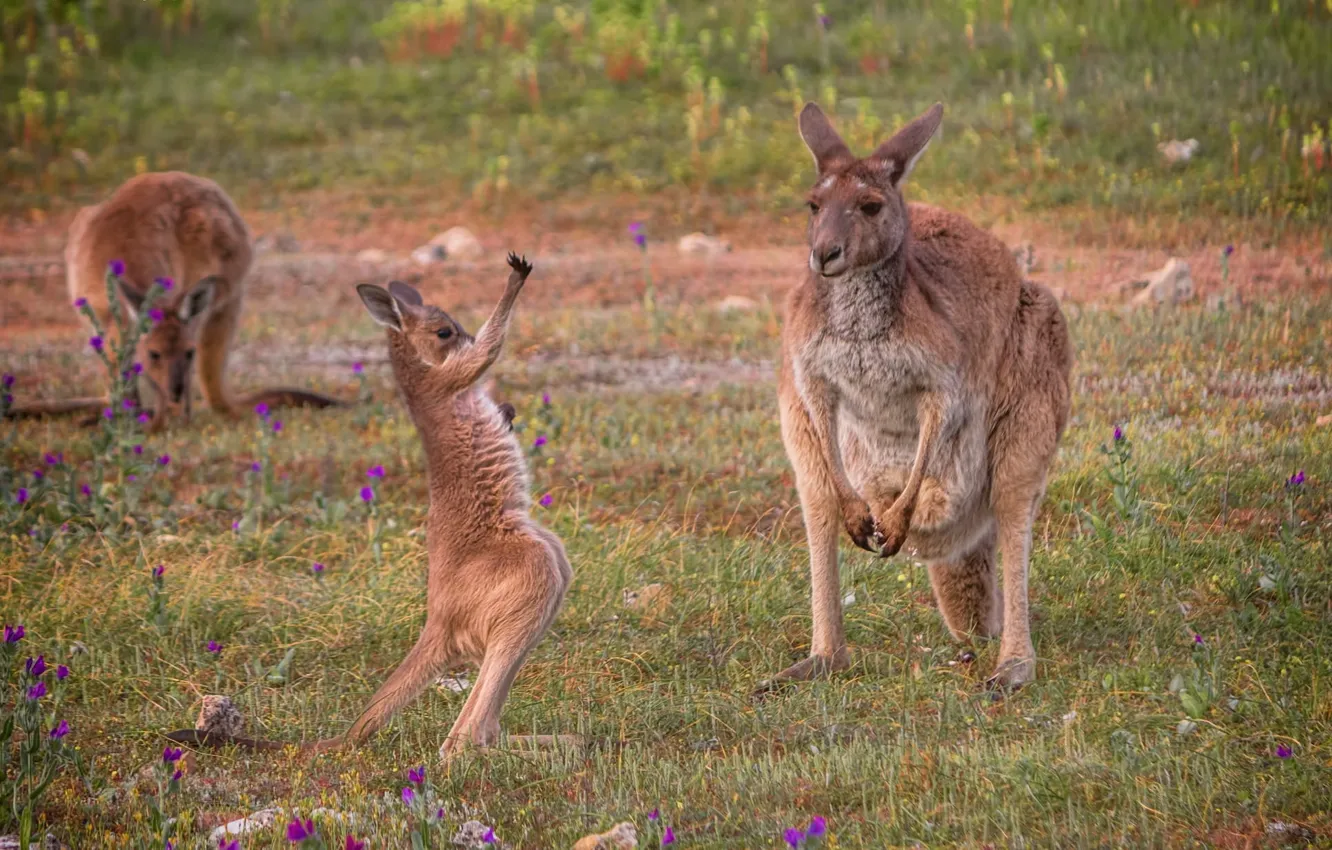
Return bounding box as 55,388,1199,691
434,253,533,392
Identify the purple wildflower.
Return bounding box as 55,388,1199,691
634,231,647,249
74,297,89,309
533,434,548,449
648,809,660,822
90,336,104,351
32,470,43,481
80,483,92,496
818,13,832,29
1286,470,1305,488
408,765,426,785
15,488,27,504
103,407,113,420
345,838,366,850
163,746,183,763
1113,425,1124,442
134,444,144,455
1,373,13,387
56,664,70,680
482,828,496,844
784,828,804,848
127,475,137,482
149,308,165,323
109,259,126,276
158,454,171,466
4,625,24,643
25,655,47,677
272,420,283,433
156,276,175,291
807,816,827,838
401,786,416,805
367,465,385,478
312,562,325,575
122,397,136,410
219,841,240,850
352,362,364,374
286,818,317,842
1276,744,1292,759
662,826,676,845
49,719,70,740
360,486,374,503
539,492,553,508
207,641,223,655
1223,245,1234,257
133,362,143,374
137,412,151,425
26,682,46,701
251,461,262,472
232,520,240,531
1193,634,1204,645
255,402,270,418
44,452,62,465
171,769,183,782
542,390,551,406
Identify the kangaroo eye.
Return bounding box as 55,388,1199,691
807,202,820,214
436,328,453,340
149,351,161,362
860,202,883,216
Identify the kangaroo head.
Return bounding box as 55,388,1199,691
117,276,218,412
798,101,943,279
356,281,472,368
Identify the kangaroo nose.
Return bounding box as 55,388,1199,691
810,245,844,274
821,246,843,266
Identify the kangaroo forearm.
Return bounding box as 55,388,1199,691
434,282,524,390
893,393,946,513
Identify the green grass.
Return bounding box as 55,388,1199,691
2,296,1329,847
3,0,1330,228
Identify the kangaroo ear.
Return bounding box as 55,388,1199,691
388,280,424,307
179,277,219,323
871,103,944,187
798,102,854,174
115,278,146,319
357,284,404,331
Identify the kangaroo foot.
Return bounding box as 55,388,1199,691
985,652,1035,694
752,650,850,700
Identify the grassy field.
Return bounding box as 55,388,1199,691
2,0,1331,847
1,289,1330,847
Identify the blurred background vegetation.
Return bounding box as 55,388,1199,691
1,0,1329,224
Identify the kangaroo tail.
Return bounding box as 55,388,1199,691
164,729,348,753
3,396,108,420
239,388,348,410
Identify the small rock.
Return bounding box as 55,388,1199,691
0,834,64,850
71,149,92,170
209,808,283,844
429,226,484,260
1265,821,1315,844
1315,413,1332,427
573,822,638,850
349,56,363,69
412,244,448,266
622,583,670,621
678,232,732,256
452,820,503,848
436,675,471,693
1158,138,1200,165
716,295,759,313
1011,242,1036,276
196,694,244,737
1061,710,1078,726
356,248,390,264
254,231,301,254
1129,258,1193,307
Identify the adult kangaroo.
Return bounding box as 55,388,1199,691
772,102,1072,691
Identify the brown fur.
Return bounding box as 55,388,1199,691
770,103,1072,692
56,171,342,430
336,253,571,759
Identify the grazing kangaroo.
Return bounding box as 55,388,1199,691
42,171,343,429
771,102,1072,692
167,255,570,760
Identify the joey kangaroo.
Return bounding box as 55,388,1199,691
772,102,1072,692
171,255,570,759
33,171,343,429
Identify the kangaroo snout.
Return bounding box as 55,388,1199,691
809,244,846,277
